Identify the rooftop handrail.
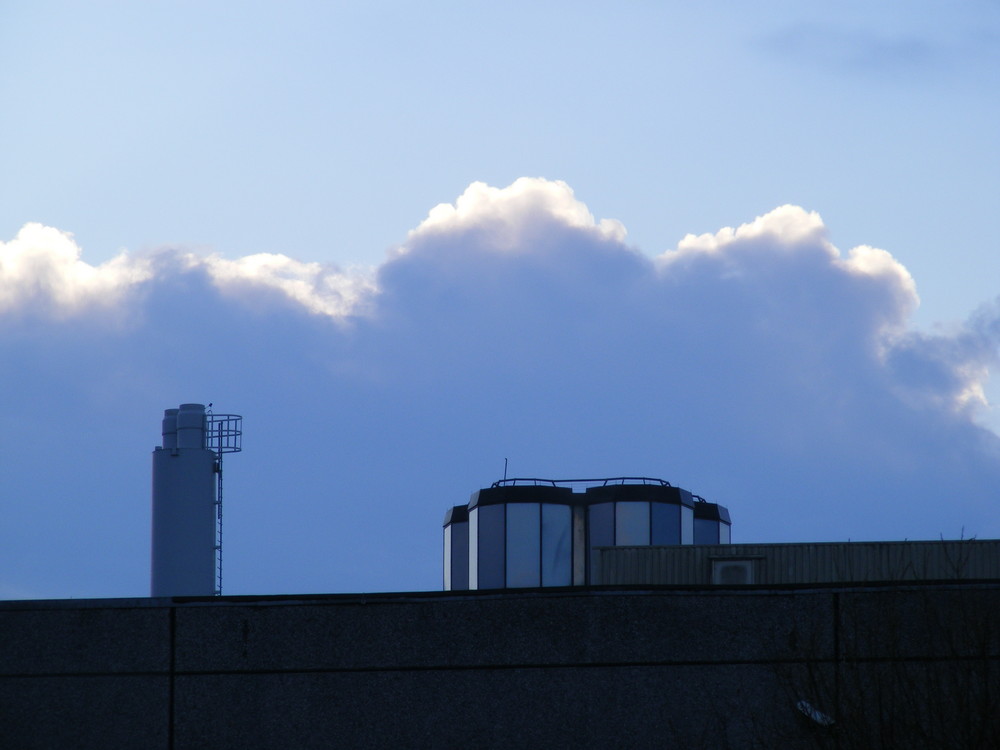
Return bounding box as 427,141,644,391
491,476,673,488
205,414,243,453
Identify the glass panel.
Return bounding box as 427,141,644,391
694,517,718,545
477,504,506,589
468,508,478,589
506,503,540,588
720,522,731,545
681,505,694,545
444,525,452,590
651,502,681,545
541,504,572,586
451,520,469,589
589,503,614,547
588,503,614,581
616,501,650,546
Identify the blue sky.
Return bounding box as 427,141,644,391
1,2,999,599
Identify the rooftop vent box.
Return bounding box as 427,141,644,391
711,559,754,585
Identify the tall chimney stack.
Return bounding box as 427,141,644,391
150,404,217,597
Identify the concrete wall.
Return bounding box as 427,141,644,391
2,583,998,748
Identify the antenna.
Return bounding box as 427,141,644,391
503,457,508,481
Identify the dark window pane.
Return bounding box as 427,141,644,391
616,501,650,545
450,520,469,589
588,503,614,581
477,504,506,589
694,517,718,545
651,503,681,545
506,503,540,588
468,509,478,588
541,504,572,586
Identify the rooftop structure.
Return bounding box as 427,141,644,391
444,477,730,590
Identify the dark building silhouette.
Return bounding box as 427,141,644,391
2,568,999,748
2,463,998,747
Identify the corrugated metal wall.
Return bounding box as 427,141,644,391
596,540,1000,586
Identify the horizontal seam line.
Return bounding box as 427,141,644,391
4,653,998,679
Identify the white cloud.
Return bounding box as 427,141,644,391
660,205,920,343
407,177,627,253
837,244,918,321
0,224,377,323
0,223,151,317
669,204,830,259
201,253,376,319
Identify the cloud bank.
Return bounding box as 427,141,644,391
2,178,998,598
0,223,151,317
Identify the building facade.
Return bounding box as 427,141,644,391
3,577,998,748
444,477,731,590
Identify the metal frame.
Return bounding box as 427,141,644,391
206,414,242,595
206,414,243,454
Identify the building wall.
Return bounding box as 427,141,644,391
596,539,1000,586
2,582,999,749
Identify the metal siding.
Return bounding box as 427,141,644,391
596,541,1000,586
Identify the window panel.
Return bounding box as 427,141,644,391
450,521,469,589
589,503,614,547
468,508,478,589
541,504,572,586
681,505,694,545
694,517,718,545
476,504,506,589
616,501,650,546
444,525,452,590
588,503,614,581
506,503,541,588
651,502,681,545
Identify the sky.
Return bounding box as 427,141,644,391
2,1,999,599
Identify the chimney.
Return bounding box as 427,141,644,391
150,404,218,597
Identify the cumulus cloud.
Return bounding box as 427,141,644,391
201,253,376,319
886,314,1000,416
661,205,919,345
2,178,999,600
408,177,627,252
0,223,375,323
0,223,151,317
